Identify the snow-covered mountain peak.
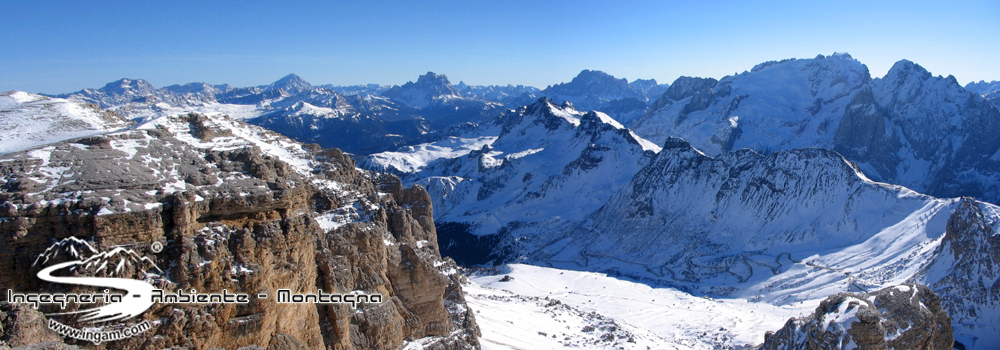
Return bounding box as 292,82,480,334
829,51,853,59
414,71,460,96
263,73,313,94
965,80,1000,96
802,52,871,96
547,69,632,97
163,82,229,96
740,52,870,100
32,236,100,267
536,70,665,124
98,78,157,97
882,59,931,82
359,97,658,257
635,53,872,157
56,78,163,108
636,53,1000,204
381,71,462,108
505,97,585,132
79,246,163,277
912,197,1000,347
656,76,719,103
873,59,974,109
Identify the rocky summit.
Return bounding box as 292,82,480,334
759,284,953,350
0,113,480,349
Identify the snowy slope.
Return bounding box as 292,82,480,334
464,276,682,350
364,99,659,253
0,91,131,155
468,264,813,349
532,137,998,349
359,135,498,174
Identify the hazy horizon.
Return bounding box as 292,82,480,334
2,1,998,94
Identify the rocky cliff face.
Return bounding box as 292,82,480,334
912,198,1000,349
759,284,953,350
0,113,479,349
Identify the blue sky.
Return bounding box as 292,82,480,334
2,1,998,94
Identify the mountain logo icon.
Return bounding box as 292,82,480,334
30,237,164,323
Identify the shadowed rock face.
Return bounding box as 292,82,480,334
0,113,480,349
912,197,1000,348
760,284,952,350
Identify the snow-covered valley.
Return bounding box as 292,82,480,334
466,264,814,350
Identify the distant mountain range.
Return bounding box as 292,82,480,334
43,70,669,155
966,79,1000,108
541,70,668,125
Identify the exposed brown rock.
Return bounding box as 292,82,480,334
0,113,479,349
0,302,63,347
759,284,952,350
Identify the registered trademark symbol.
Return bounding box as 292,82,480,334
150,241,163,254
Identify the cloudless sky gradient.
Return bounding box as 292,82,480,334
1,0,998,94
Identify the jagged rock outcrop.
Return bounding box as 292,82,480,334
0,113,479,349
912,197,1000,349
759,284,952,350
